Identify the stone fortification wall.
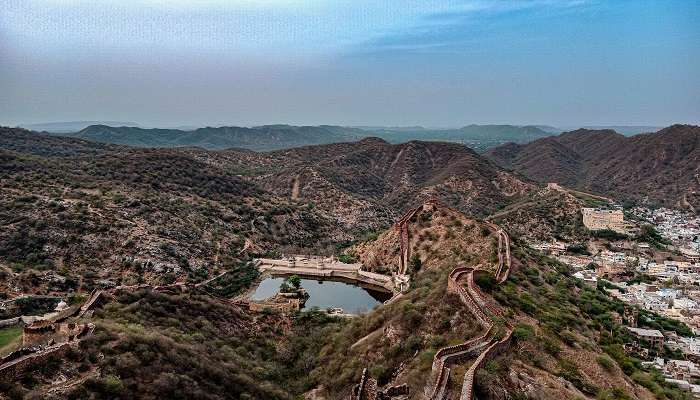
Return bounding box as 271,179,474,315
422,223,513,400
0,341,76,382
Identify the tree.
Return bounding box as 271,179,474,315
287,275,302,290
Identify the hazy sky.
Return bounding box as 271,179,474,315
1,0,699,127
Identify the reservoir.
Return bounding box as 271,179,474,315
251,276,391,314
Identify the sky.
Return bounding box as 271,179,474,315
1,0,699,128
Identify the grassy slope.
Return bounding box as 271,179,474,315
0,326,23,356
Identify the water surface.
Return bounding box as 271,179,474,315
251,276,390,314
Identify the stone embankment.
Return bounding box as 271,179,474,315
254,256,396,294
424,224,513,400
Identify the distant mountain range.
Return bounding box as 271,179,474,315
354,124,554,151
50,124,367,151
23,123,560,152
16,121,668,152
21,121,142,133
558,125,663,136
485,124,700,211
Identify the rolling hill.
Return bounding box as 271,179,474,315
198,137,538,230
486,124,700,212
57,124,367,151
37,123,559,152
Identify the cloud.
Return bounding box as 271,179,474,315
349,0,594,56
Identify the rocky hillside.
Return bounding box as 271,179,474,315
486,124,700,211
0,127,344,297
243,138,535,229
353,201,498,274
0,127,594,298
307,204,687,400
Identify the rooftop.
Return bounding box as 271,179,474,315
627,327,664,338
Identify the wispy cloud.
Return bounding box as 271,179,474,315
350,0,594,56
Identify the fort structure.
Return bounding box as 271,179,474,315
581,207,632,234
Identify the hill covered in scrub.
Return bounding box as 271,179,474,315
227,137,536,229
309,204,693,399
0,128,650,400
0,201,671,400
352,203,497,274
0,287,350,400
0,127,344,296
485,124,700,212
0,126,589,299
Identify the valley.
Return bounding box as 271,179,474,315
3,1,697,398
0,125,698,400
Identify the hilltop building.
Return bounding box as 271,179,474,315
582,208,632,234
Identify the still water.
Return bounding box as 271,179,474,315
251,276,391,314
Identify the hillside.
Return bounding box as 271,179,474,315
0,126,592,300
304,202,686,399
4,201,687,400
0,127,344,297
352,201,498,274
241,138,536,229
486,124,700,212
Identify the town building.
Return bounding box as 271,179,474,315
627,327,664,351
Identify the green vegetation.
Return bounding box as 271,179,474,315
0,326,23,352
0,296,61,319
638,309,694,337
596,355,615,371
202,261,259,298
635,225,670,248
35,290,349,400
280,275,302,293
571,192,610,209
592,229,629,241
337,253,358,264
566,243,591,255
408,255,422,274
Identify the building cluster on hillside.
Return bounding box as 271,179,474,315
637,259,700,283
607,283,700,335
631,207,700,255
642,357,700,397
530,205,700,396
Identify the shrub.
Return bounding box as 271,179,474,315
557,359,599,395
592,229,628,241
337,253,357,264
512,323,534,343
597,355,615,371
